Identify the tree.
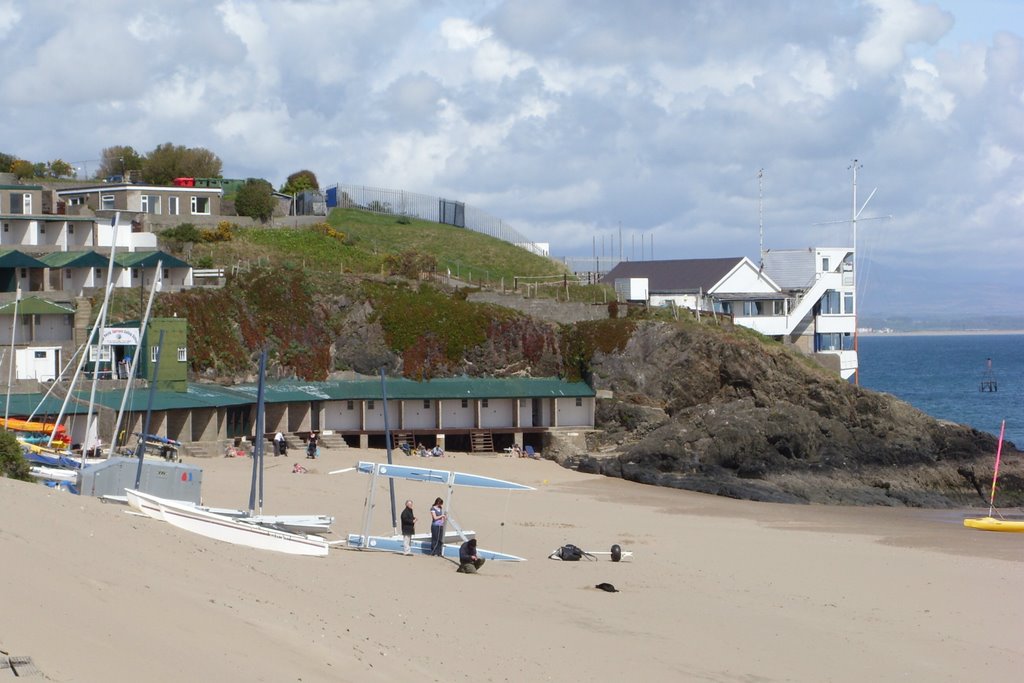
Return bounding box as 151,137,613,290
0,152,16,173
280,169,319,195
10,160,33,179
0,429,31,481
234,178,276,222
97,145,143,179
142,143,223,185
48,159,74,178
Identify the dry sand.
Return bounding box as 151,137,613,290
1,447,1021,682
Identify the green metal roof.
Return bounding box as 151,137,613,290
113,250,190,269
5,377,594,417
0,250,48,268
0,185,43,190
37,251,110,268
0,297,75,316
229,377,595,403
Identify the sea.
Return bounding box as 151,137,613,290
858,333,1024,448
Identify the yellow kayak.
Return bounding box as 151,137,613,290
963,517,1024,533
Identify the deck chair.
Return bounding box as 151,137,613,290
524,445,540,459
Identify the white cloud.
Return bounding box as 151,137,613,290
855,0,954,73
1,0,1022,316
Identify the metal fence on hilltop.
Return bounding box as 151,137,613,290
324,183,549,258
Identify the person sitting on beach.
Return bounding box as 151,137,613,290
292,463,307,474
417,443,428,457
456,538,485,574
511,443,522,458
430,445,444,457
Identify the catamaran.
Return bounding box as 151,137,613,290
340,460,534,561
126,349,333,554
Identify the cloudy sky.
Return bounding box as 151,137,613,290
1,0,1021,319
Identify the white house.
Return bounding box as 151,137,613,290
603,252,859,380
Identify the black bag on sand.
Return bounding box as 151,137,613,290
558,544,584,561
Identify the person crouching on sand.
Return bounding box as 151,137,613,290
456,538,485,573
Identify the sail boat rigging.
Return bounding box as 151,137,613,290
964,420,1023,532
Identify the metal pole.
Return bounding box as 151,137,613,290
113,263,161,450
134,329,164,490
248,349,268,515
380,367,398,534
5,286,20,426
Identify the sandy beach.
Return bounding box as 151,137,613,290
2,446,1021,682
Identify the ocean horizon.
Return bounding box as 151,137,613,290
858,333,1023,448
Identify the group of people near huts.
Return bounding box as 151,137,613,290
398,441,445,457
401,498,485,574
272,431,320,459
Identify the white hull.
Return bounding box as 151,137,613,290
29,466,78,483
127,490,329,557
125,489,333,535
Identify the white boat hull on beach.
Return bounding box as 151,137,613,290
124,489,334,535
127,489,329,557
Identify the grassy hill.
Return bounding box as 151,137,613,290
177,208,569,287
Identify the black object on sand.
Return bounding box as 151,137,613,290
595,582,619,593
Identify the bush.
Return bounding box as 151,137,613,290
160,223,203,245
0,429,31,481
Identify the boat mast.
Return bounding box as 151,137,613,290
248,349,268,516
82,213,121,454
133,329,165,490
5,285,20,426
379,367,398,534
112,263,162,452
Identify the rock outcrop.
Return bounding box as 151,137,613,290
570,321,1022,507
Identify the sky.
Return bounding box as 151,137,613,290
1,0,1022,320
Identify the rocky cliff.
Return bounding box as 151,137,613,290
568,320,1022,507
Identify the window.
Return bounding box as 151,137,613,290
346,400,354,410
95,268,102,278
163,268,169,279
772,300,785,315
575,397,583,407
100,195,115,210
22,193,30,214
191,196,210,215
151,345,160,362
132,269,140,279
141,194,161,214
19,268,26,278
843,292,854,315
822,257,830,272
69,225,74,233
423,400,430,409
742,301,762,316
482,399,489,408
177,347,187,362
65,269,72,278
820,290,841,315
461,399,468,408
168,197,179,215
90,345,111,361
367,400,375,409
34,350,46,359
68,196,85,206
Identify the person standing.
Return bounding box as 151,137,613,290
429,497,446,557
306,431,318,459
456,538,486,573
273,431,285,457
400,500,417,556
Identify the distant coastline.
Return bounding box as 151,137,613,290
859,329,1024,337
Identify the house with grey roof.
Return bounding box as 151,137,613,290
603,251,858,380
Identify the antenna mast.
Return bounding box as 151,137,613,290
758,168,764,267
